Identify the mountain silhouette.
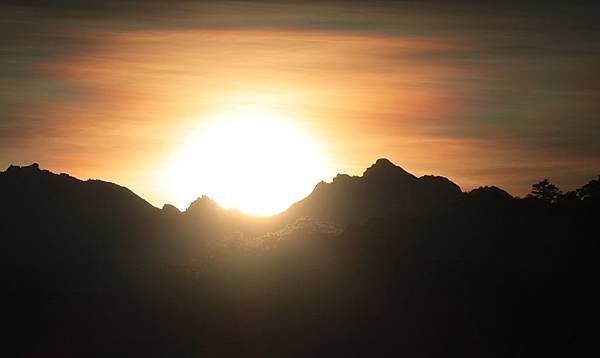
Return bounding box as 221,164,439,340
1,163,159,266
2,163,156,223
467,185,513,206
1,160,598,356
286,158,461,223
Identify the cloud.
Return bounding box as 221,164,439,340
1,0,599,203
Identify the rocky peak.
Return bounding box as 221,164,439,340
362,158,416,181
185,195,223,214
5,162,41,174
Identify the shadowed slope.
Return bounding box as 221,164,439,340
1,163,157,216
286,158,462,224
1,163,159,262
0,163,166,296
1,160,598,357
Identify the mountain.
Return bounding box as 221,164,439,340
1,160,598,356
286,158,462,223
0,163,170,312
467,185,513,206
1,163,157,226
1,163,159,263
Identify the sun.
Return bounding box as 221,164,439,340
165,107,332,216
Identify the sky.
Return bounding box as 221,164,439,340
1,0,599,210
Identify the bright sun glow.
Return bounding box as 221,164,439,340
165,106,331,216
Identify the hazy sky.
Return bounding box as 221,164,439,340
1,0,599,208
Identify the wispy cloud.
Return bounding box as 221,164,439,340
1,0,599,205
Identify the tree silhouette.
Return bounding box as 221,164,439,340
528,179,563,203
576,176,600,200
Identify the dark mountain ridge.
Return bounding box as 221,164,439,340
2,158,479,231
2,162,156,216
1,160,598,357
287,158,463,223
1,163,158,265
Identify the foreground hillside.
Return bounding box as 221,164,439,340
2,161,598,356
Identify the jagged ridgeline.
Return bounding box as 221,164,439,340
2,160,598,356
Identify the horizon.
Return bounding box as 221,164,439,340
3,158,596,216
2,0,599,215
2,2,599,353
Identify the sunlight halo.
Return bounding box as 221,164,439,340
165,107,332,216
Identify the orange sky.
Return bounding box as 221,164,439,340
1,1,599,209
